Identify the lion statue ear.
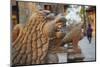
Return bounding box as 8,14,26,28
46,13,55,20
54,14,67,24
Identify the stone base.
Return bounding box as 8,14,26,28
67,53,84,63
67,46,84,62
45,52,59,63
49,47,67,53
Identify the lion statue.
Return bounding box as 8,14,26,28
12,8,67,66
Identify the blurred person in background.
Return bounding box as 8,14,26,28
87,23,93,44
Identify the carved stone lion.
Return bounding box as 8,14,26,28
12,10,67,66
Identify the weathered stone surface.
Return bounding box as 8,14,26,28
46,53,58,63
12,6,68,65
67,46,84,62
12,11,49,65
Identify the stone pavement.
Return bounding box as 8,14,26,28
78,36,96,61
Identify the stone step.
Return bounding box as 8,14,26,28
57,53,67,63
67,49,75,54
67,53,84,62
